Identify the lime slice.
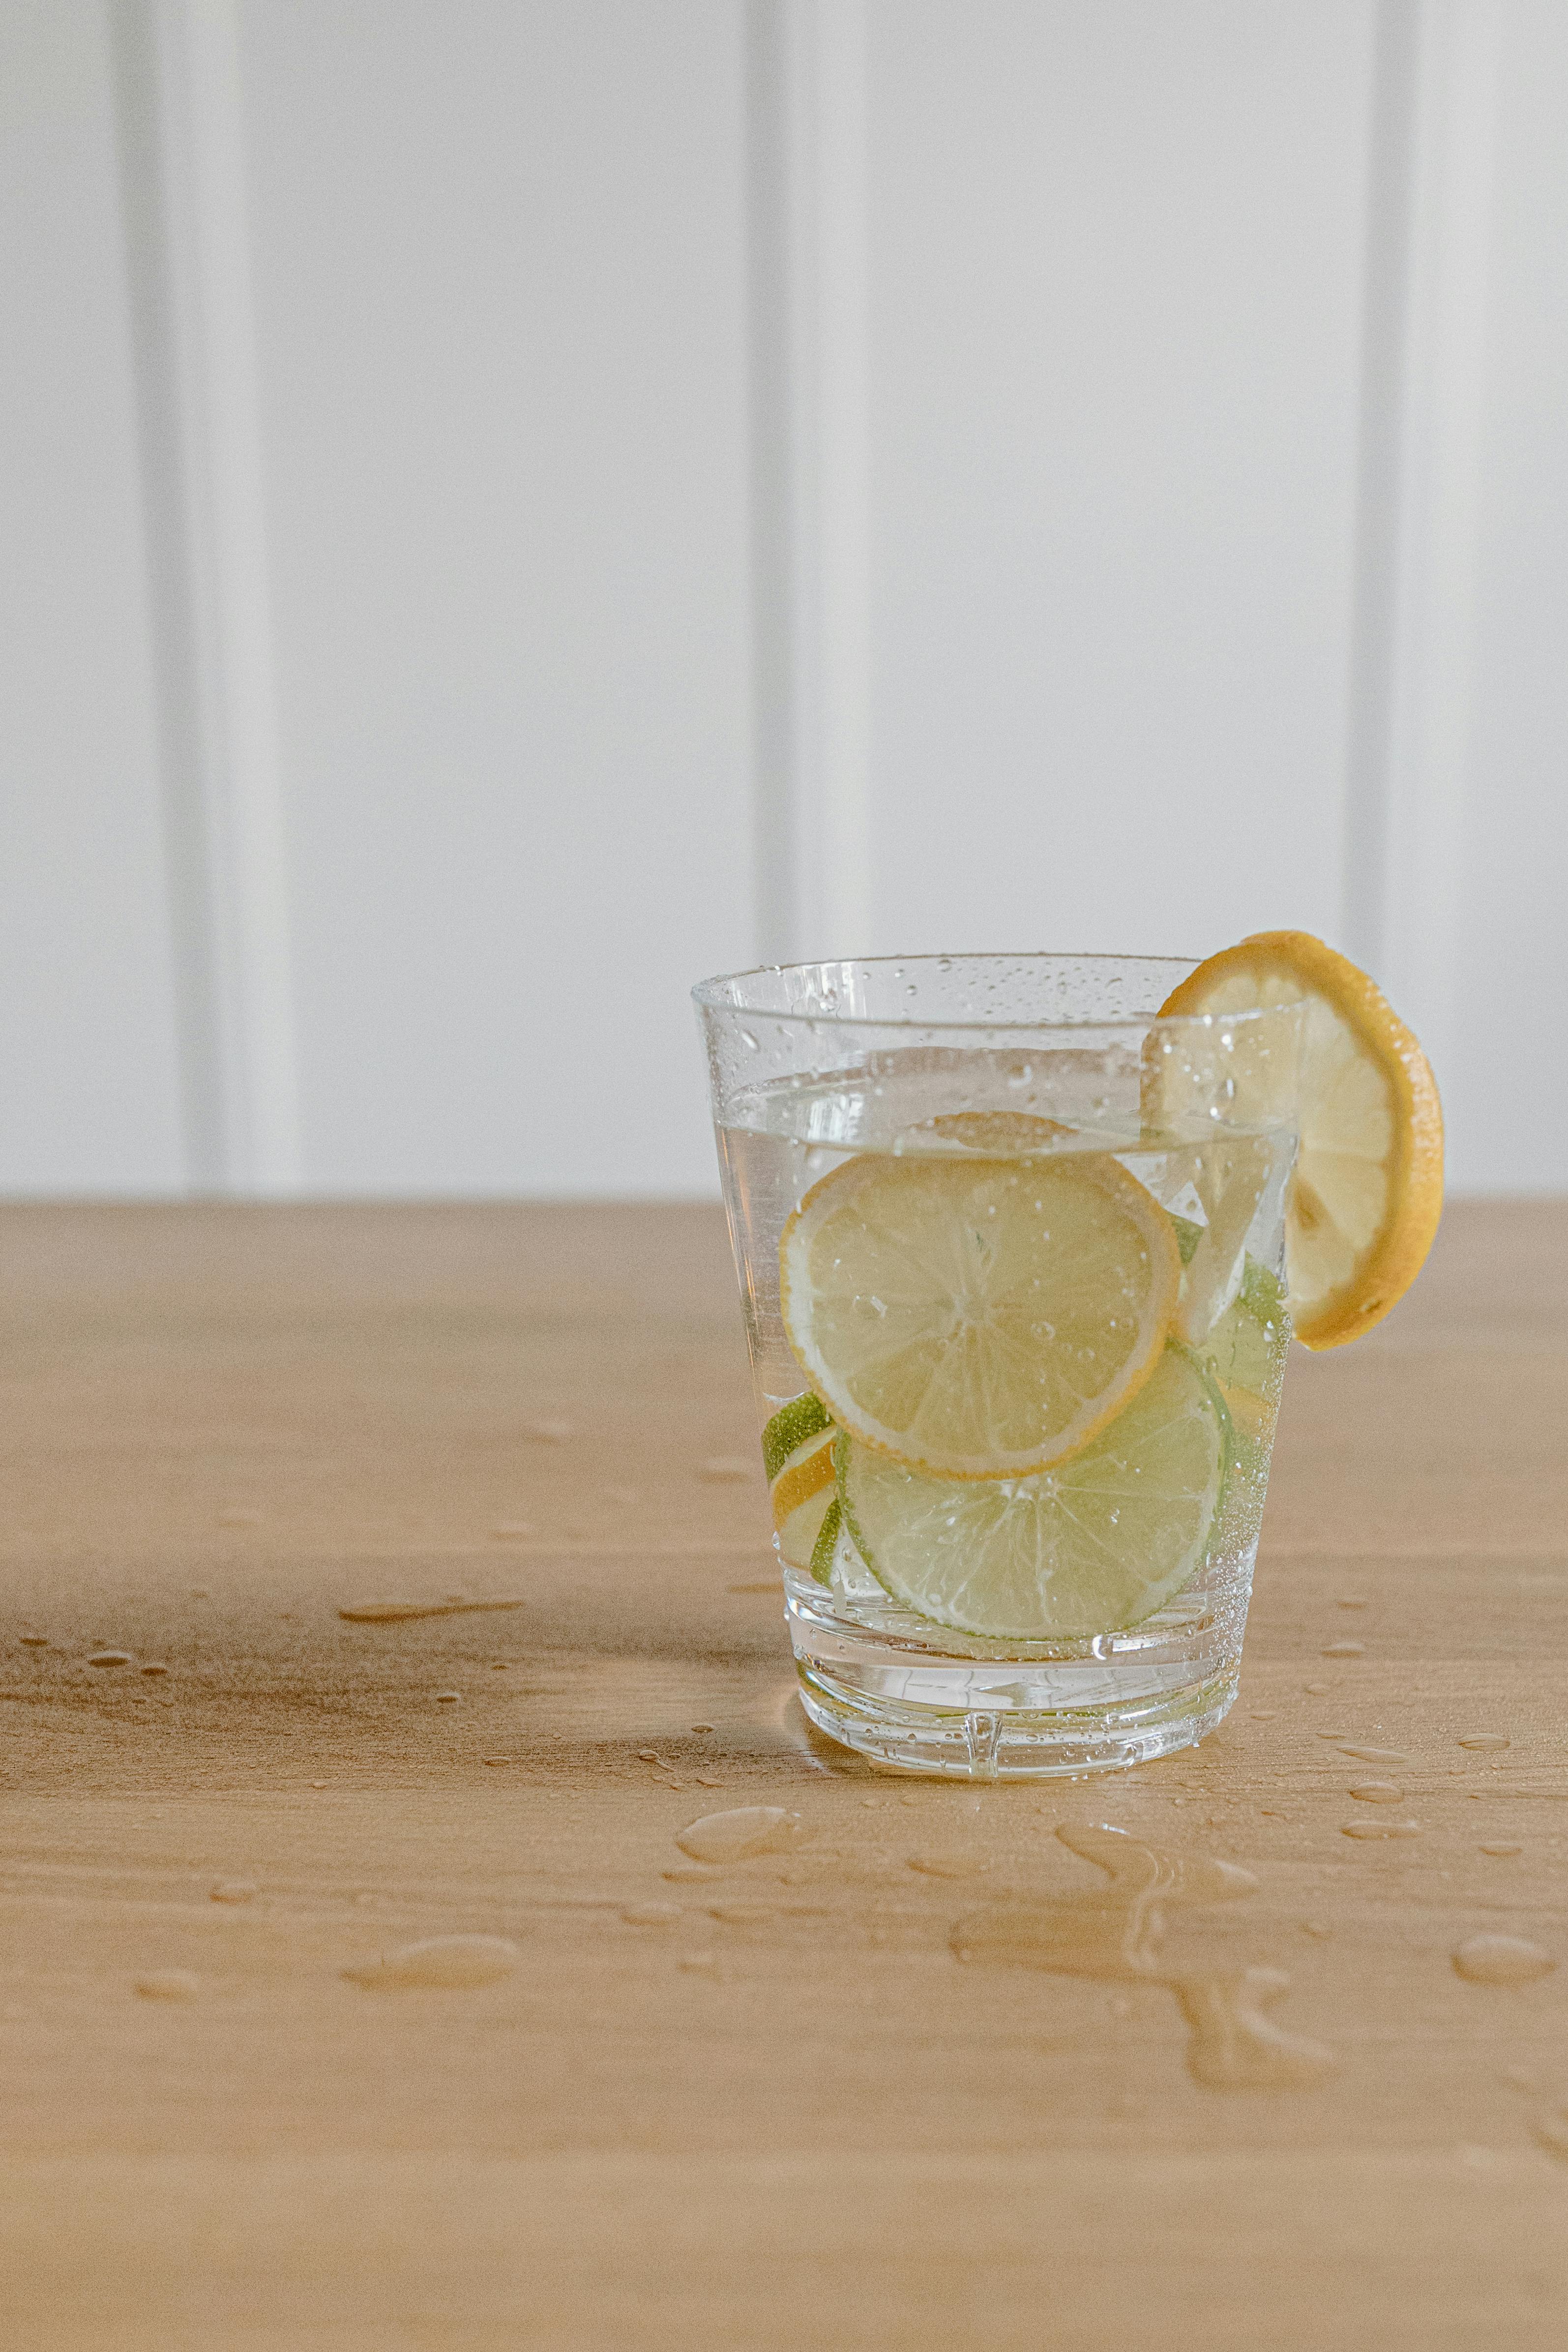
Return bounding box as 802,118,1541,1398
780,1151,1180,1480
808,1492,843,1585
1190,1255,1287,1461
761,1392,832,1483
838,1344,1230,1638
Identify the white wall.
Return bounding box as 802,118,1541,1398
1,0,1563,1197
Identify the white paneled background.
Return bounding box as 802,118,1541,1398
2,0,1564,1198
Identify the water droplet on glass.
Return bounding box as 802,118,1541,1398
210,1881,257,1904
964,1710,1002,1779
1457,1735,1510,1751
675,1806,808,1864
136,1970,200,2001
344,1934,521,1990
739,1029,760,1050
1452,1935,1554,1986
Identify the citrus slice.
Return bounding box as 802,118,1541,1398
1156,932,1443,1349
761,1394,839,1574
838,1344,1230,1638
912,1111,1074,1155
779,1151,1180,1480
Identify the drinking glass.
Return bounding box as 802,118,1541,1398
694,954,1303,1778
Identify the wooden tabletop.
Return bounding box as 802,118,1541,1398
3,1197,1567,2350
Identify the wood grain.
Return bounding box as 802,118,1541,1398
2,1199,1566,2349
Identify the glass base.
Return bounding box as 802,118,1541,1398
796,1660,1240,1779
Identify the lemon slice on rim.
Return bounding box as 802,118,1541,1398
837,1343,1230,1638
779,1150,1180,1480
1156,931,1443,1349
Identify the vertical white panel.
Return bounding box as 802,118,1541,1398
748,0,872,964
1362,0,1501,1112
1447,0,1568,1189
0,0,185,1191
116,0,301,1192
861,0,1373,961
237,0,754,1196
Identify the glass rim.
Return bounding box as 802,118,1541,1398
692,950,1303,1036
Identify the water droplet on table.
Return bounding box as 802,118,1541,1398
676,1806,808,1864
1248,1710,1277,1721
1303,1683,1331,1696
434,1691,461,1705
19,1634,48,1646
210,1881,257,1904
1458,1735,1510,1751
1348,1782,1404,1804
952,1823,1334,2090
136,1970,200,2001
1453,1935,1554,1986
141,1663,170,1676
338,1596,523,1623
709,1902,775,1925
482,1757,513,1767
907,1852,988,1879
621,1903,681,1927
1338,1747,1408,1765
1322,1643,1365,1659
88,1650,132,1668
344,1934,521,1990
1479,1843,1522,1857
1336,1597,1369,1609
1341,1819,1421,1839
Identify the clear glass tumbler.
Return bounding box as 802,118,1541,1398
694,954,1303,1778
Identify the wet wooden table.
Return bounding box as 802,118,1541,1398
2,1198,1566,2350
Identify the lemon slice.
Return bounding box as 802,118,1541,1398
838,1344,1230,1638
780,1150,1179,1480
1156,932,1443,1349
